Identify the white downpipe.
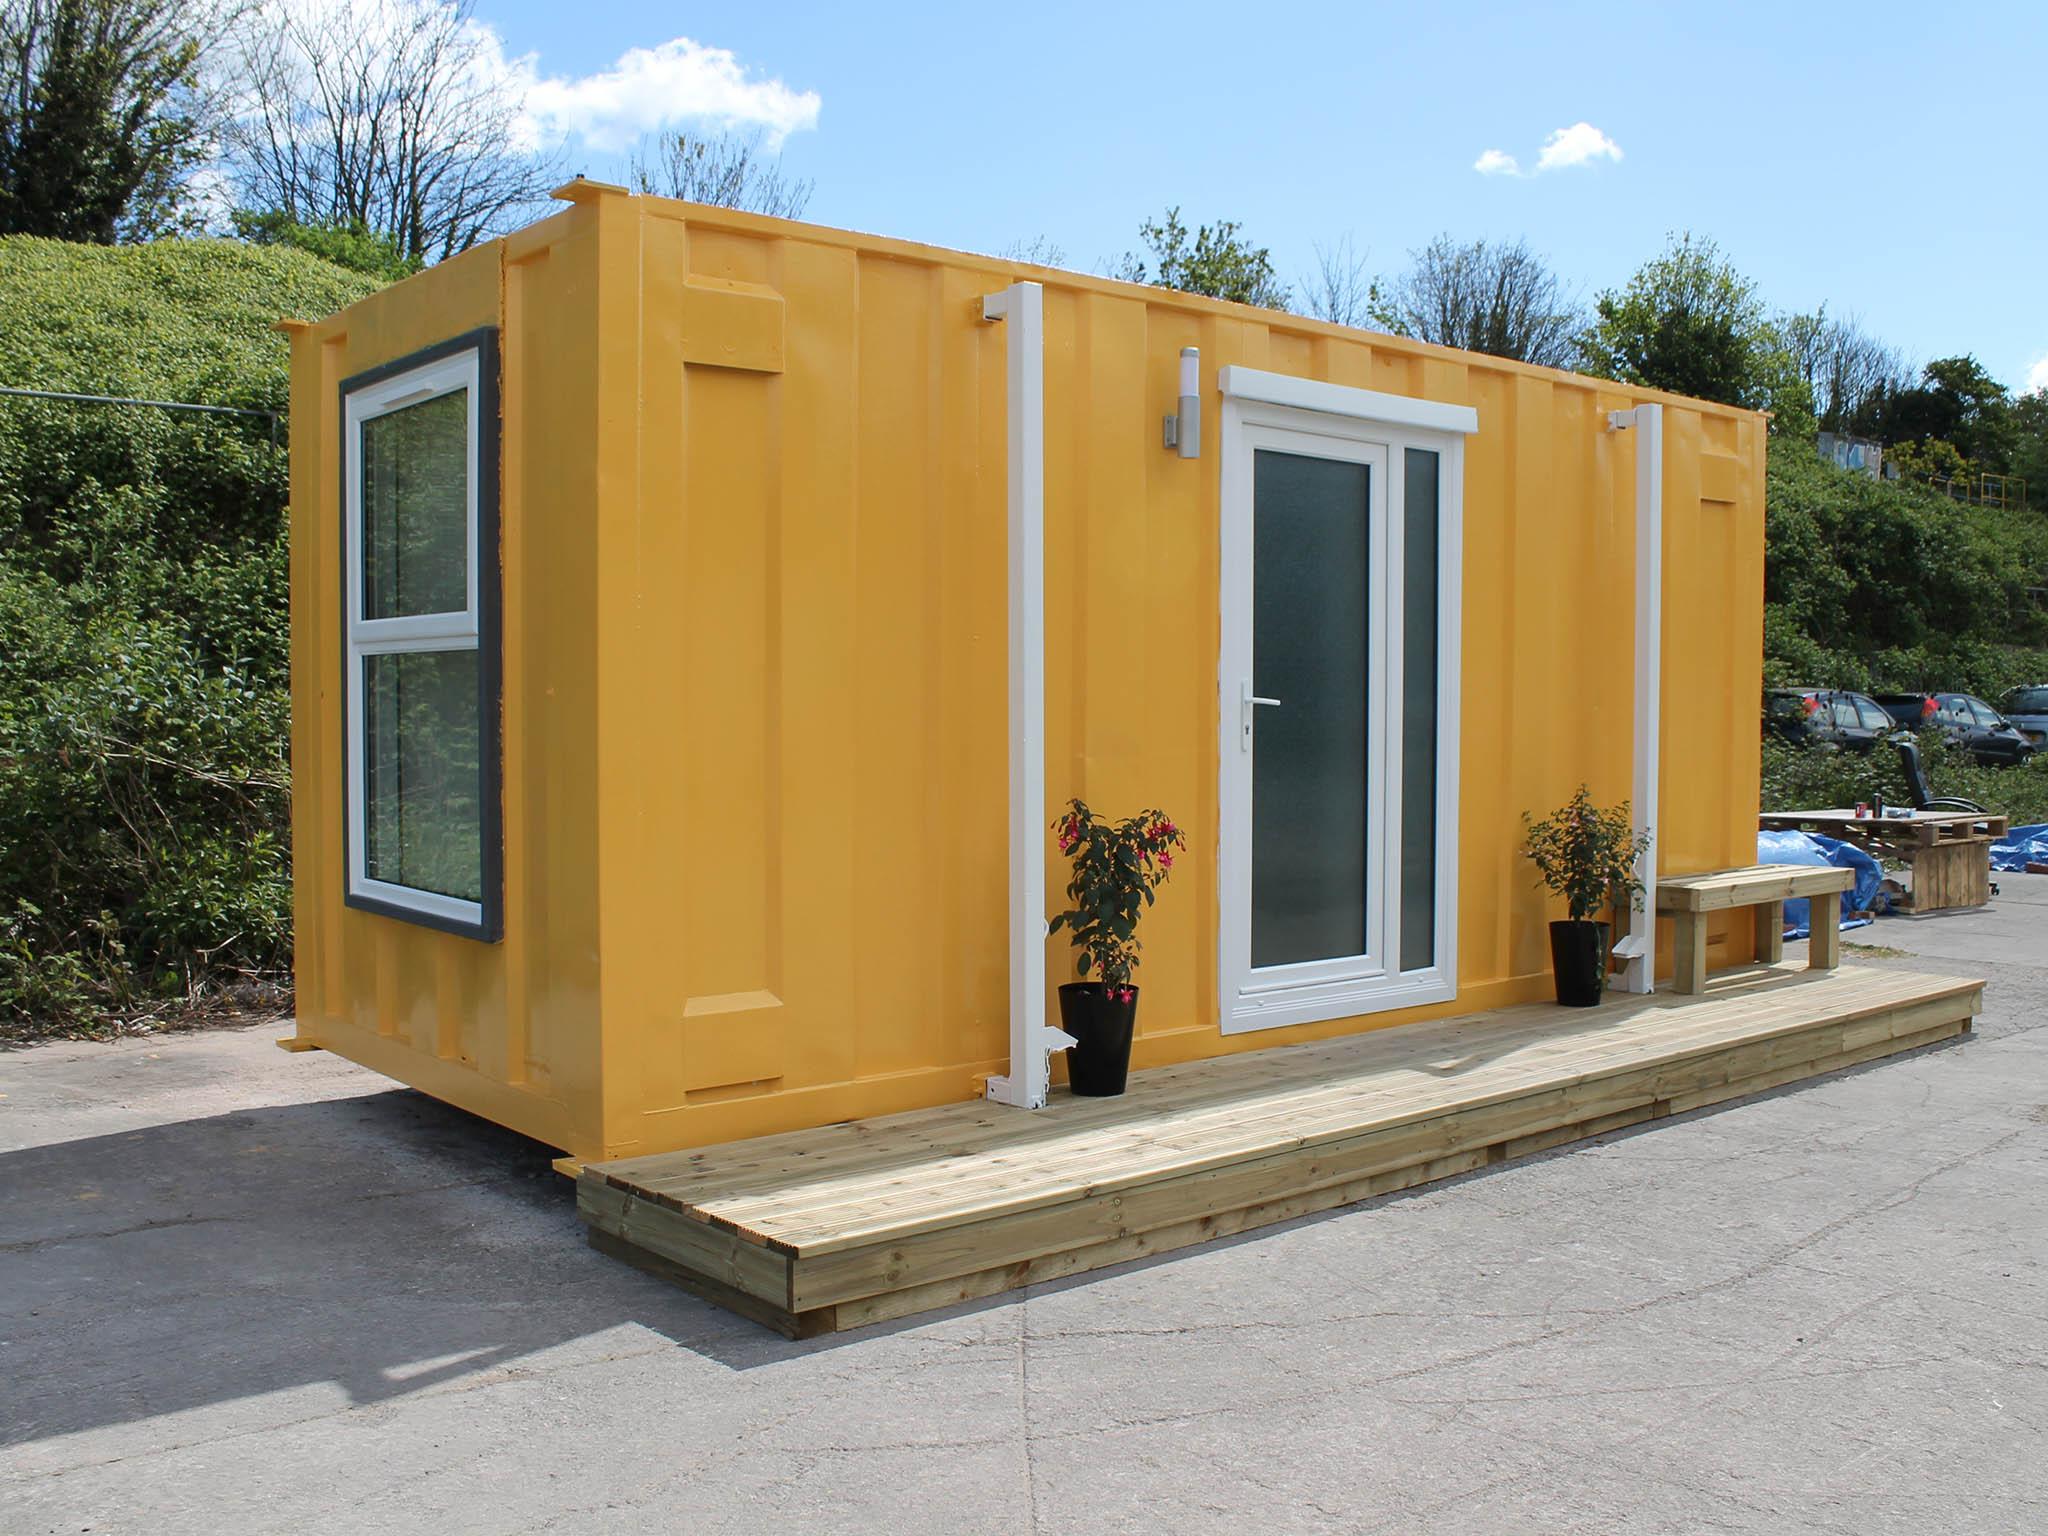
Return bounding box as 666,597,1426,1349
1608,404,1664,994
980,282,1073,1108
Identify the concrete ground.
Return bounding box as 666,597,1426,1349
4,880,2045,1535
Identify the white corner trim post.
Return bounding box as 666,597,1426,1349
980,282,1074,1108
1606,404,1664,994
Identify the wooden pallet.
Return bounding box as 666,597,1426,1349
580,964,1982,1336
1760,808,2010,852
1898,837,1993,911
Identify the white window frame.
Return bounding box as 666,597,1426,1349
342,342,492,935
1217,366,1472,1034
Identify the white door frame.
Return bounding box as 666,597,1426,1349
1216,367,1475,1034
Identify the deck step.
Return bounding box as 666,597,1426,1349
579,964,1982,1336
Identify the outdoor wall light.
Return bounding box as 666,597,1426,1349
1162,347,1200,458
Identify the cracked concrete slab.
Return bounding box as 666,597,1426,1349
3,876,2045,1534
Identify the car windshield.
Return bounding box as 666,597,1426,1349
2006,687,2048,714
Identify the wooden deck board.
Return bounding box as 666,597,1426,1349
582,963,1981,1333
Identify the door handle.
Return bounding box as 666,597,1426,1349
1240,681,1281,748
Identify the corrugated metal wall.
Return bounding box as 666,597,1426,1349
287,189,1767,1162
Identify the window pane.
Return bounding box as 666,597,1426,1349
363,649,483,902
1400,448,1439,973
1252,449,1369,969
362,389,469,618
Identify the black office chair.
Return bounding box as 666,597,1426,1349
1894,737,1986,814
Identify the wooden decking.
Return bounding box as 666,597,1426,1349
580,963,1982,1336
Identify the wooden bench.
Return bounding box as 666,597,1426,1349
1655,864,1858,994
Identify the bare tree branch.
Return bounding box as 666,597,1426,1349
222,0,555,263
1371,234,1584,369
1299,235,1375,327
628,127,810,218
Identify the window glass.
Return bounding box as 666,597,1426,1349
363,650,483,901
344,337,495,937
1251,449,1369,969
1399,447,1439,974
362,389,469,619
2006,687,2048,713
1830,697,1860,728
1967,698,2002,728
1856,697,1893,731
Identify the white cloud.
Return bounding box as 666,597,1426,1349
513,36,821,154
1535,121,1623,172
2027,354,2048,397
1474,121,1623,177
225,5,821,159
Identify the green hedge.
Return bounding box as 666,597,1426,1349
1764,440,2048,696
1762,732,2048,830
0,237,378,1038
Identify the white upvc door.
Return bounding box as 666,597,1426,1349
1217,368,1471,1035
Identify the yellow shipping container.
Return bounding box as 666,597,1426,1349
281,182,1767,1165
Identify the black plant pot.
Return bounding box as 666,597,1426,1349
1549,919,1609,1007
1058,982,1138,1097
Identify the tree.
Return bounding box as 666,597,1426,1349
998,234,1066,268
1579,232,1811,430
224,0,555,266
1779,308,1911,435
1367,235,1581,368
0,0,227,242
628,128,811,219
1113,207,1288,310
1858,355,2013,466
230,206,419,282
1299,235,1376,328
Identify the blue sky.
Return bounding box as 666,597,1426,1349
485,0,2048,392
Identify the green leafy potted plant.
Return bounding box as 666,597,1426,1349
1048,798,1186,1096
1521,785,1651,1007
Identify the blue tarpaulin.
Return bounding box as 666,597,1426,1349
1991,823,2048,873
1757,829,1883,938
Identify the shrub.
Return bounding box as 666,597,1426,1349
0,235,380,1038
1520,786,1650,923
1048,800,1186,997
1760,732,2048,830
1763,438,2048,694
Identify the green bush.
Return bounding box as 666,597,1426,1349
0,236,379,1038
1764,439,2048,695
1761,731,2048,831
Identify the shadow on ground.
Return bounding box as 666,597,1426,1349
0,1084,874,1448
5,1020,1986,1459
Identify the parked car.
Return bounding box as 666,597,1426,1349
1999,685,2048,751
1871,691,2038,767
1763,688,1897,753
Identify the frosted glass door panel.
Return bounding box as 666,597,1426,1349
1250,449,1370,969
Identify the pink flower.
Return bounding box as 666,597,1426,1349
1159,851,1173,869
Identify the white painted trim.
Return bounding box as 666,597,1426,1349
1217,390,1465,1034
979,282,1072,1110
1219,365,1479,438
342,347,485,926
1608,405,1664,993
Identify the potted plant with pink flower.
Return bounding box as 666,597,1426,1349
1521,785,1651,1007
1048,798,1187,1096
